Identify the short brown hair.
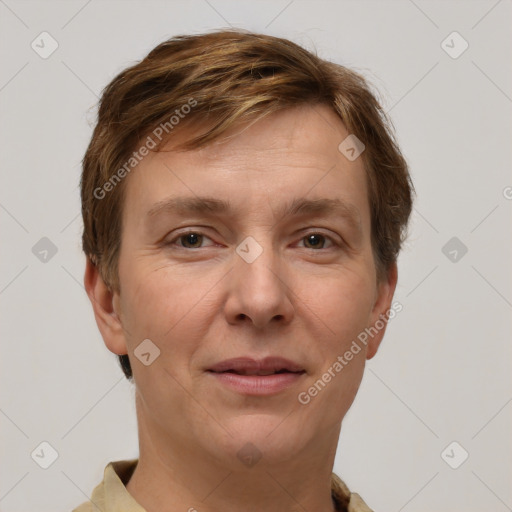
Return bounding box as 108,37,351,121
81,28,414,380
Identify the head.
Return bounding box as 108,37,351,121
82,29,413,466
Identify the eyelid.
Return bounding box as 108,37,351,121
296,231,338,249
166,229,216,248
165,228,343,250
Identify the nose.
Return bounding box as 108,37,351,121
223,237,295,330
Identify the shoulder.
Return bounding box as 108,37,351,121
331,472,374,512
348,492,374,512
71,500,99,512
70,459,138,512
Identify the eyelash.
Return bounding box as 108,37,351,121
166,230,340,250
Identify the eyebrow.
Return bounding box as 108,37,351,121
146,195,361,230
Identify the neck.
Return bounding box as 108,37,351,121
126,400,341,512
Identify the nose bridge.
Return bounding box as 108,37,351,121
226,231,293,327
236,232,282,295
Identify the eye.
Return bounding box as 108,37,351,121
298,233,336,250
168,231,215,249
165,230,339,251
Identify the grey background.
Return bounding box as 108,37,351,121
1,1,511,511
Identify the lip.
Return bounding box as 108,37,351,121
207,356,304,374
206,356,306,396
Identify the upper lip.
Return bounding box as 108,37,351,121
207,357,305,376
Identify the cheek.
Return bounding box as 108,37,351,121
119,268,207,409
296,268,375,345
119,263,220,354
296,274,371,424
292,268,374,417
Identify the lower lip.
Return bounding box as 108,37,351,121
207,371,305,395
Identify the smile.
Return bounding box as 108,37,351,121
206,356,306,395
207,369,306,395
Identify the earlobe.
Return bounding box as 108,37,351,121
366,262,398,360
84,257,128,356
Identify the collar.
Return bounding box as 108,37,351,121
73,459,373,512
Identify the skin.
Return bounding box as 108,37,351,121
85,104,397,512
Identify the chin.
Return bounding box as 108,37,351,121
221,414,309,454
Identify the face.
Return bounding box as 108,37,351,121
87,104,397,469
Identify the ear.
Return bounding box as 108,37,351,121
366,262,398,360
84,257,128,356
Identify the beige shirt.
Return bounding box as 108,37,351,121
72,460,373,512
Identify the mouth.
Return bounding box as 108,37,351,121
208,368,305,376
207,356,305,375
206,357,306,395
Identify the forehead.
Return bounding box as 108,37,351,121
122,104,370,228
166,104,353,168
